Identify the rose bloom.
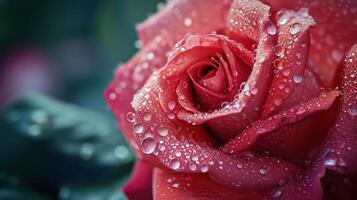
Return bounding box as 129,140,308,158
105,0,357,199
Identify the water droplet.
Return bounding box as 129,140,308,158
267,22,277,35
109,92,117,100
274,97,283,106
236,163,243,169
143,113,152,121
192,155,198,161
293,75,303,83
167,113,175,120
200,164,209,172
347,104,357,116
274,45,285,57
289,23,302,35
175,151,182,157
208,160,214,165
158,144,166,151
157,127,169,137
184,17,192,26
146,52,154,60
282,68,291,76
141,137,156,154
272,189,282,198
259,167,269,175
250,88,258,95
126,112,136,123
277,12,289,25
324,158,336,166
80,143,94,160
189,163,197,171
168,101,176,110
134,124,144,134
169,159,181,170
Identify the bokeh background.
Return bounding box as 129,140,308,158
0,0,163,199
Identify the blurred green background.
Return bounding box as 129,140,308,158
0,0,163,199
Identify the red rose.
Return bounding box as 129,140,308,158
105,0,357,199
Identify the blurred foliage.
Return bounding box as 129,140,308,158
0,93,134,199
0,0,165,199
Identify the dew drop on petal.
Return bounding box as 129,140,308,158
168,101,176,110
134,124,144,134
175,151,182,157
274,97,283,106
200,164,209,172
141,137,156,154
267,22,277,35
272,189,282,198
189,163,197,171
293,75,303,83
126,112,136,123
347,104,357,116
169,159,181,170
143,113,152,121
324,158,336,166
184,17,192,26
157,127,169,137
289,23,302,35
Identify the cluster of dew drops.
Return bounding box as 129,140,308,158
108,2,357,198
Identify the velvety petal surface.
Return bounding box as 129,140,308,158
123,161,153,200
276,45,357,200
137,0,232,46
153,168,270,200
262,0,357,87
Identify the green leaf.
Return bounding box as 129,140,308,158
0,93,134,193
0,173,50,200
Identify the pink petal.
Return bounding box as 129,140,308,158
137,0,232,47
123,161,153,200
276,44,357,200
262,9,315,116
153,168,270,200
179,0,276,142
262,0,357,87
126,42,300,189
223,90,339,155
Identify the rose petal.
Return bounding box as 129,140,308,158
137,0,232,46
105,36,172,159
276,44,357,200
128,57,300,189
123,161,153,200
153,168,270,200
262,0,357,87
179,0,276,141
262,9,315,116
223,90,339,154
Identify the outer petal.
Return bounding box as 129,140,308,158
153,168,270,200
262,9,315,116
137,0,232,46
123,161,153,200
262,0,357,87
223,90,339,155
276,45,357,200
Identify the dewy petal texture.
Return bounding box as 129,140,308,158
278,45,357,200
262,0,357,87
179,0,276,142
137,0,232,46
123,161,153,200
262,9,315,116
224,90,339,155
153,168,270,200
